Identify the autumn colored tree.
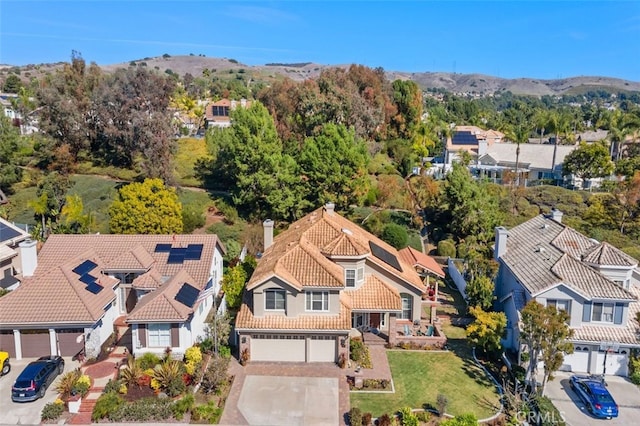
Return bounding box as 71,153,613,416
109,178,183,234
466,306,506,355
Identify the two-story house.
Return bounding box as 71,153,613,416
0,234,225,360
0,219,31,290
493,210,640,376
204,98,251,129
235,204,427,363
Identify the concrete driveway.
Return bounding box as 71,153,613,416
238,375,339,426
545,372,640,426
0,356,73,425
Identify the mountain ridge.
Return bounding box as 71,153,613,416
2,55,639,97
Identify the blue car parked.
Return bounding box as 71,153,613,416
11,356,64,402
570,375,619,419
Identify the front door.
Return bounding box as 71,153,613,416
370,313,381,329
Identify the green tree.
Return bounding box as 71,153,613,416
3,74,22,93
58,194,93,234
466,306,506,354
381,223,408,249
390,79,423,139
562,141,614,184
465,275,495,311
520,300,574,396
298,124,370,209
0,114,23,196
221,264,247,309
440,413,478,426
109,178,183,234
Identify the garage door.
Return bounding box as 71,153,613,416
56,329,84,357
560,346,590,373
595,350,629,376
251,335,305,362
0,330,15,357
22,330,51,358
309,336,336,362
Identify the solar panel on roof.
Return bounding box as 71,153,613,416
167,247,187,264
452,131,479,145
85,282,103,294
154,243,173,253
184,244,204,260
79,274,96,285
369,242,403,271
175,283,200,307
0,222,22,242
72,260,98,276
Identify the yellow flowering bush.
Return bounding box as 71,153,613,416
54,398,64,405
118,383,128,394
184,361,197,376
185,346,202,365
150,378,161,391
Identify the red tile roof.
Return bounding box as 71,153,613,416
398,246,445,278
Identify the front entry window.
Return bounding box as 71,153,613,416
148,323,171,347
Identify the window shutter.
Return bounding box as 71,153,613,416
614,303,624,325
171,323,180,347
139,324,147,347
582,302,592,322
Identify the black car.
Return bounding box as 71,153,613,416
11,355,64,402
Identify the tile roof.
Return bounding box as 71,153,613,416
132,268,164,289
127,269,197,322
500,214,636,300
398,246,445,278
247,206,424,292
581,242,638,267
571,283,640,347
0,252,119,326
0,234,222,326
342,276,401,311
235,295,351,331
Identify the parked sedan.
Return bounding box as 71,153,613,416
570,374,619,419
11,355,64,402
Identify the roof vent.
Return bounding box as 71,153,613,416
535,245,546,253
341,228,353,236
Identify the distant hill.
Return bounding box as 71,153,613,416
2,55,639,97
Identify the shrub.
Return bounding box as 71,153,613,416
182,205,205,233
377,413,392,426
110,397,174,422
120,355,144,387
219,345,231,358
350,338,373,368
192,400,223,423
399,407,418,426
103,378,123,394
200,355,230,394
41,401,64,421
349,407,362,426
92,392,125,421
172,393,195,420
437,239,456,258
151,360,184,395
74,374,91,397
198,338,214,354
381,223,409,249
136,352,161,370
184,345,203,365
533,396,566,426
55,368,82,401
362,411,372,425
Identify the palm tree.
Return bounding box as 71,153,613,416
28,193,49,239
502,123,530,187
598,110,640,160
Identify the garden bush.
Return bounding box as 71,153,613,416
377,413,392,426
200,355,230,394
192,400,223,423
136,352,161,370
381,223,408,249
92,392,125,422
103,378,123,394
172,394,195,420
349,407,362,426
532,396,566,426
437,239,456,258
350,338,372,368
109,397,174,422
41,401,64,421
399,407,418,426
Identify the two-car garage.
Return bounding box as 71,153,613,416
0,328,84,359
250,334,338,363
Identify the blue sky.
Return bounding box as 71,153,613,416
1,1,639,81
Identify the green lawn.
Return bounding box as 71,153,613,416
350,350,501,419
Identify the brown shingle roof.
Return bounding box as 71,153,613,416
343,276,401,311
127,269,196,322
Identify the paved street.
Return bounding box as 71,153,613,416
545,372,640,426
0,356,74,425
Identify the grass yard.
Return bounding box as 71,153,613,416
350,350,501,419
174,137,209,187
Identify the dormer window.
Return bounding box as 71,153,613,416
265,289,286,311
345,269,356,287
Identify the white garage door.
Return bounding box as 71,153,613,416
251,335,305,362
595,350,629,376
309,336,336,362
560,347,590,373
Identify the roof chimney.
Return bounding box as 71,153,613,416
19,238,38,277
263,219,274,251
551,209,563,224
324,203,335,214
494,227,508,260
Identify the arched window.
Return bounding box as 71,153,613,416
400,293,413,320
